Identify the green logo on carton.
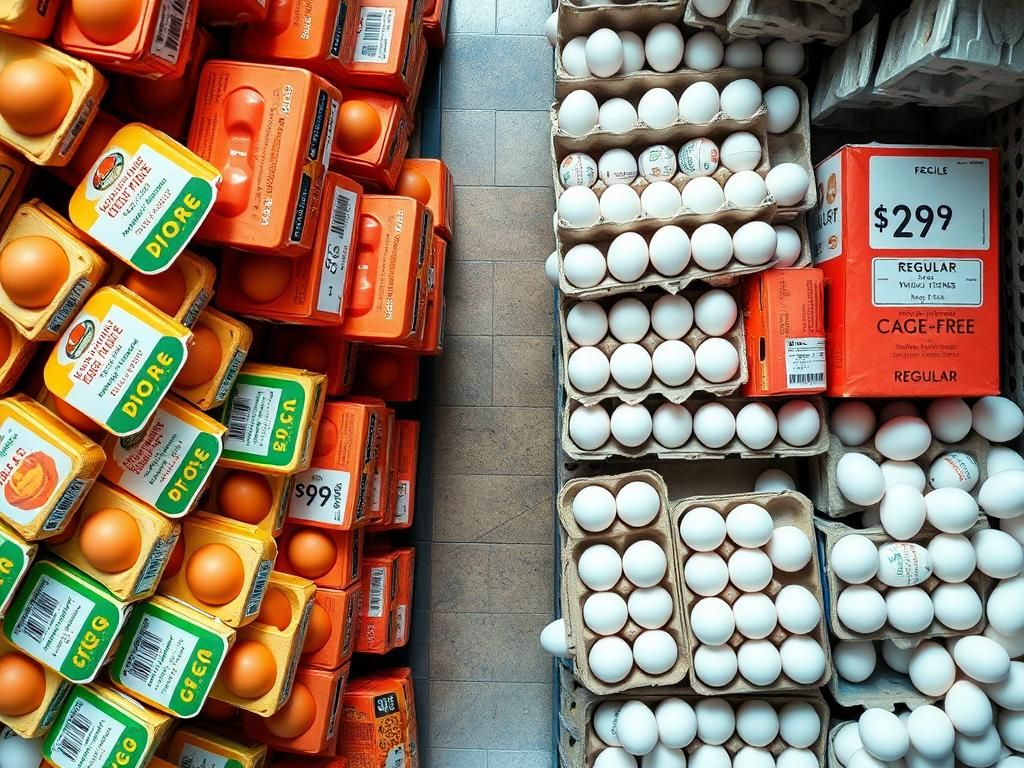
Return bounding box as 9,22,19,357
134,177,215,273
43,686,150,768
108,337,187,436
156,431,221,517
0,535,27,611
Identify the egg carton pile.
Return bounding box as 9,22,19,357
683,0,855,46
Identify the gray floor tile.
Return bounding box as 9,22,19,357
489,751,553,768
431,543,491,613
449,0,496,33
433,474,554,544
494,262,555,336
433,749,489,768
436,335,494,406
496,0,553,35
493,335,555,406
430,682,553,750
429,543,554,614
443,35,554,110
433,406,554,475
451,187,554,262
445,260,493,335
442,110,496,187
495,112,555,187
430,613,551,682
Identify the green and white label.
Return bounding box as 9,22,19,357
44,688,149,768
0,530,29,614
178,743,244,768
0,417,73,525
220,376,307,468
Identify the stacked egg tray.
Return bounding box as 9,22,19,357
556,0,686,43
560,395,830,461
558,288,748,405
810,432,993,519
682,0,855,46
672,491,833,696
814,517,994,643
558,470,691,694
827,721,853,768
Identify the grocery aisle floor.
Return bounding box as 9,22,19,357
422,2,557,765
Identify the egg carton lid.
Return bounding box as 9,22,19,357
827,658,935,711
683,0,853,47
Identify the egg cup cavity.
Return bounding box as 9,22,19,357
765,77,817,213
111,250,217,330
683,0,853,46
165,725,269,768
171,308,253,411
276,525,364,590
816,516,993,643
301,584,363,671
558,470,688,694
827,645,935,710
0,33,107,166
671,490,833,694
204,469,293,537
0,633,70,739
562,395,829,461
0,201,108,341
826,720,853,768
812,431,991,519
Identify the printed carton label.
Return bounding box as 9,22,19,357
355,6,395,63
784,338,826,390
317,186,357,314
221,376,306,467
290,468,352,524
44,688,150,768
0,417,73,525
872,258,983,307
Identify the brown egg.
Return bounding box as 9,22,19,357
176,325,222,388
396,170,432,206
79,507,142,573
219,639,277,699
336,101,382,155
186,543,244,606
0,653,45,716
217,471,273,525
238,255,292,304
256,587,291,630
287,337,329,373
52,396,101,436
0,59,73,136
0,236,69,308
71,0,143,44
301,603,332,654
286,530,336,580
265,682,316,739
123,263,186,316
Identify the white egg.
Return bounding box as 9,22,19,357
562,36,591,76
973,396,1024,442
681,176,726,214
925,487,979,533
692,0,731,16
694,288,737,335
860,708,909,762
834,640,877,682
775,583,821,634
777,748,817,768
693,402,736,449
736,640,782,686
954,724,1003,767
652,340,695,388
599,148,639,186
678,81,720,123
932,581,983,630
637,144,678,182
543,11,557,45
732,593,777,639
906,705,955,761
837,584,887,633
578,543,622,590
874,416,932,461
928,532,977,583
656,698,698,749
780,636,826,684
778,399,821,447
879,484,926,540
558,186,602,229
644,24,685,73
719,131,763,172
649,225,691,276
693,643,738,687
773,224,802,267
831,401,877,446
589,635,634,684
690,745,731,768
567,346,611,394
877,541,932,587
690,596,735,645
610,344,653,390
998,710,1024,752
622,540,667,588
559,90,600,137
616,481,660,527
566,301,608,345
881,460,927,492
765,40,805,76
599,98,639,134
685,551,729,596
606,232,649,283
609,297,650,342
560,152,599,188
611,403,653,448
924,397,972,443
652,402,693,448
585,591,629,635
834,723,865,766
570,404,611,450
988,576,1024,636
594,748,636,768
776,703,819,752
0,734,42,768
643,743,686,768
990,446,1024,475
1004,515,1024,546
677,137,720,177
728,547,773,592
724,170,768,208
641,182,682,219
695,337,739,383
720,79,763,120
985,660,1024,709
979,469,1024,518
732,221,777,266
540,618,568,656
909,640,956,696
563,243,607,288
766,163,810,206
680,506,726,551
690,223,734,270
735,402,779,450
723,38,762,68
572,484,616,531
618,700,660,756
545,250,559,286
684,31,724,71
929,452,979,491
953,635,1011,684
755,468,796,493
881,400,919,422
764,85,800,133
885,586,934,632
637,88,679,129
836,453,886,506
633,629,677,675
629,586,673,629
601,185,643,223
586,29,624,78
767,526,812,572
724,502,772,547
691,699,733,746
618,31,646,74
650,294,692,339
946,679,994,736
972,528,1023,578
734,700,780,748
831,533,879,583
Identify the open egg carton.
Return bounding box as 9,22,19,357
558,287,748,406
814,517,994,643
827,640,936,710
810,431,992,519
764,77,815,220
556,0,685,47
561,394,830,461
683,0,854,46
827,721,854,768
671,491,832,695
557,470,690,694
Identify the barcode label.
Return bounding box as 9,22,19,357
58,96,97,157
150,0,188,65
54,703,91,762
132,534,177,596
368,567,387,618
784,337,827,390
214,348,247,404
396,605,408,644
179,744,230,768
395,480,411,524
20,588,58,644
49,696,128,768
223,383,281,456
43,477,89,532
114,610,203,708
226,396,252,443
245,560,274,617
182,289,210,328
11,575,93,668
317,187,358,314
47,278,91,333
122,617,161,683
354,7,395,63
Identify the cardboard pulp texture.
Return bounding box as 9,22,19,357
0,32,106,166
670,491,833,695
0,316,36,396
766,77,818,216
557,469,688,694
172,308,253,411
828,657,934,710
811,431,991,519
683,0,853,46
559,287,748,406
0,634,70,738
815,516,993,643
827,721,851,768
0,146,30,231
562,687,830,768
561,395,830,461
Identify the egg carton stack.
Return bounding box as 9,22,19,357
682,0,856,46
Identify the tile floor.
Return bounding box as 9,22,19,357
421,2,557,765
